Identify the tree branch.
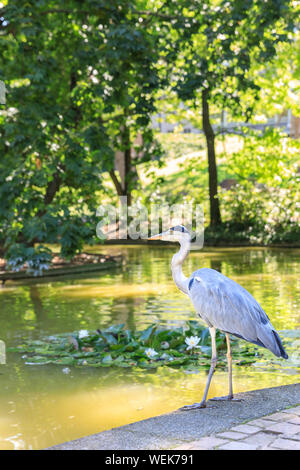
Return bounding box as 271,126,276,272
109,169,123,196
44,171,61,205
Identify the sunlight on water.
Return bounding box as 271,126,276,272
57,282,174,298
0,246,299,449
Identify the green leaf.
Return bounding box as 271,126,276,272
139,324,157,344
101,333,117,345
104,324,125,334
102,354,113,364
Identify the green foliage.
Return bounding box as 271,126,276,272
218,129,300,244
158,0,297,226
145,130,299,245
6,244,52,276
251,30,300,118
0,0,165,269
0,0,298,265
170,0,296,117
9,320,259,370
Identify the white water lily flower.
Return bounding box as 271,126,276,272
145,348,158,359
78,330,89,339
185,336,201,351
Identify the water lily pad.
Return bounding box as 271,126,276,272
9,321,268,371
105,324,125,334
101,333,118,345
102,354,113,364
139,324,157,343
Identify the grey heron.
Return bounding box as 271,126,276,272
149,225,288,409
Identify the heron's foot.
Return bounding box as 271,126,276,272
208,395,242,402
179,401,207,411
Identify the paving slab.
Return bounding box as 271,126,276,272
47,383,300,450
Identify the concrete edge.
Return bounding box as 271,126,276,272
47,383,300,450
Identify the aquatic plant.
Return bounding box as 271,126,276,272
8,321,259,370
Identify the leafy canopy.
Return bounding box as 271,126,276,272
0,0,165,269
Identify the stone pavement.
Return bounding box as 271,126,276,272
174,405,300,450
48,383,300,450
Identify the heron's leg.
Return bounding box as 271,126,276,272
200,327,218,403
180,327,217,410
209,333,242,402
226,333,233,398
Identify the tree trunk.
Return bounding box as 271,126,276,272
44,171,61,206
70,71,81,128
202,89,222,226
110,122,132,206
123,124,132,206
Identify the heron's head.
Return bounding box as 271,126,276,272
148,225,190,243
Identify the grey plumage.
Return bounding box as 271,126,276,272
188,268,288,359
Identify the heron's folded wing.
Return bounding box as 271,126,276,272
189,271,284,357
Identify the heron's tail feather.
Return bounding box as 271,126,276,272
272,330,288,359
255,326,288,359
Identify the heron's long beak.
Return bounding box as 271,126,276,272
148,232,163,240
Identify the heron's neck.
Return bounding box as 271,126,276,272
171,237,190,295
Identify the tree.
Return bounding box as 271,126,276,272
249,28,300,132
0,0,163,270
167,0,296,226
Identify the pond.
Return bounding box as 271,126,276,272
0,245,299,449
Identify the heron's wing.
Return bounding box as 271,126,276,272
188,268,287,358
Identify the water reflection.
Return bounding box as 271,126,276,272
0,246,299,449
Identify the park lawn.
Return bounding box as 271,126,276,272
99,132,246,205
136,133,245,205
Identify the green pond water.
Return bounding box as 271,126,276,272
0,245,299,450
